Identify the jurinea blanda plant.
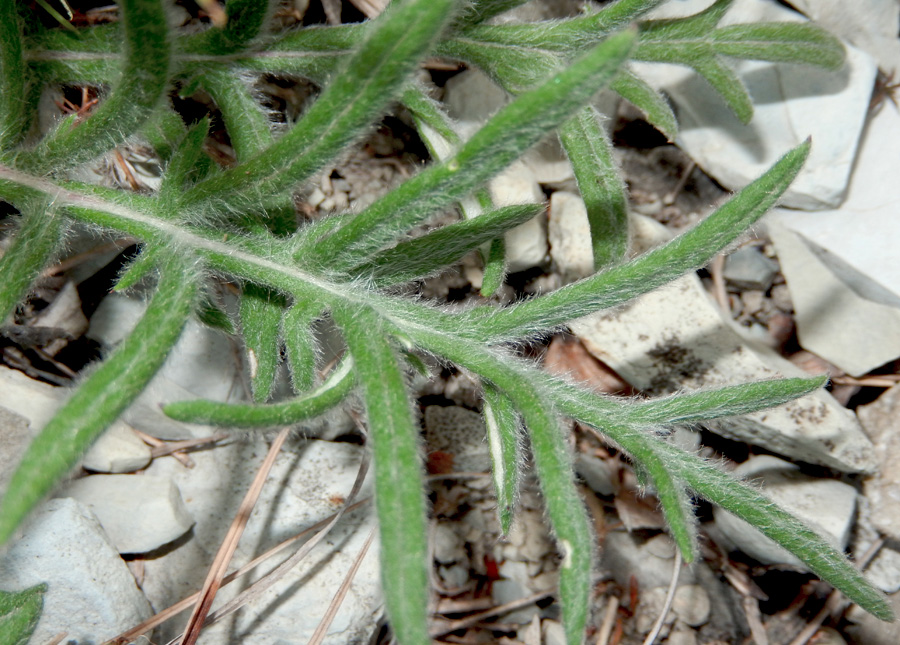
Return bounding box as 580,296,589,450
0,0,891,643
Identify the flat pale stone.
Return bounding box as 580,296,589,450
541,619,567,645
87,292,245,439
845,591,900,645
788,0,900,73
434,522,466,565
575,454,616,496
30,280,88,340
635,586,676,634
570,213,875,471
602,532,697,590
0,364,65,431
712,455,857,568
0,366,151,487
443,67,509,131
0,405,35,498
722,246,778,292
768,222,900,376
769,105,900,311
139,439,382,644
570,271,876,472
632,0,876,210
0,498,151,643
82,422,151,473
88,293,241,401
60,474,194,553
424,405,490,473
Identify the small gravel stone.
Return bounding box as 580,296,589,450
505,509,553,562
438,564,469,589
672,585,711,626
433,522,465,565
575,454,616,496
645,533,677,559
542,619,566,645
723,246,780,291
635,586,675,635
771,283,794,312
740,290,766,317
666,629,699,645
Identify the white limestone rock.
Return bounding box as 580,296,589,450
712,455,857,568
138,439,381,644
443,67,509,135
766,104,900,372
856,384,900,542
0,498,152,643
672,585,711,627
0,405,34,498
632,0,877,210
489,161,549,272
722,246,779,292
548,190,594,281
570,268,876,472
602,532,697,590
87,292,245,439
82,422,151,473
786,0,900,73
569,212,874,472
768,222,900,377
0,364,64,431
635,586,677,635
0,366,150,484
845,591,900,645
574,453,617,497
60,474,194,553
433,522,466,565
542,619,567,645
424,405,490,472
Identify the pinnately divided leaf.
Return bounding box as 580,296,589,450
0,2,892,644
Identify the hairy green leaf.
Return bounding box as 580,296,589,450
364,203,543,287
306,28,637,272
240,284,286,403
482,383,521,535
463,140,810,340
282,299,322,393
610,67,677,140
0,2,28,151
559,106,629,269
0,584,46,645
334,306,430,645
164,356,355,427
0,197,63,323
182,0,456,213
19,0,171,173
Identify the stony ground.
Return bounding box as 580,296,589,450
2,1,900,644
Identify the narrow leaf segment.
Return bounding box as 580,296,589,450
333,306,431,645
482,384,521,535
0,584,46,645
